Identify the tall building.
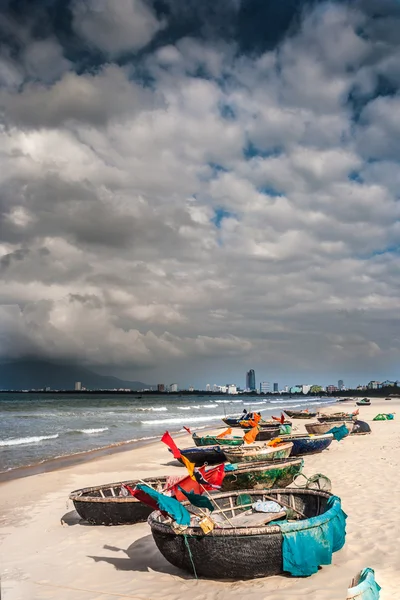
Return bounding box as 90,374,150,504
273,382,279,393
169,383,178,392
246,369,256,391
227,384,238,395
259,381,270,394
157,384,165,392
338,379,344,390
205,384,211,392
74,381,82,391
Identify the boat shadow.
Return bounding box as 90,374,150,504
61,509,92,526
88,535,192,578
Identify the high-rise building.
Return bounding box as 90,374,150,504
205,384,211,392
75,381,82,391
169,383,178,392
338,379,344,390
157,384,165,392
246,369,256,391
259,381,270,394
273,383,279,393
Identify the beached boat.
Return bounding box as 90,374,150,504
223,442,293,464
347,568,381,599
284,409,316,419
351,420,371,435
305,421,352,435
70,476,168,525
222,416,249,427
192,433,244,447
243,427,280,442
280,433,334,456
356,399,371,406
175,446,227,466
221,458,304,492
149,488,345,579
317,412,356,423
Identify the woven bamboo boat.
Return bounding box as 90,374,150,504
243,427,280,442
175,446,227,466
317,412,356,423
221,458,304,492
280,433,333,456
284,409,316,419
305,421,353,435
149,488,339,579
70,476,168,525
192,433,244,447
356,399,371,406
223,442,293,464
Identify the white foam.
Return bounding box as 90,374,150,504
137,407,167,412
141,414,228,425
0,434,59,447
78,428,108,434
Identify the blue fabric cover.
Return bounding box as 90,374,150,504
224,463,237,471
348,568,381,600
327,424,349,441
278,495,347,577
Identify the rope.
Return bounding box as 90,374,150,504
183,534,198,579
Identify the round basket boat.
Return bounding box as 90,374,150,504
149,488,337,579
70,476,167,525
305,421,353,436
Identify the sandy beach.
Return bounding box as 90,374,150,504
1,398,398,600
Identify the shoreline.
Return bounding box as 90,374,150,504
1,397,338,483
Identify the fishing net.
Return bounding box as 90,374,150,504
292,472,332,492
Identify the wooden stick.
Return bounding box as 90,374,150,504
200,485,237,528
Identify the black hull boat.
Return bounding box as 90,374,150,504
149,488,345,579
284,410,316,419
174,445,228,467
70,476,168,525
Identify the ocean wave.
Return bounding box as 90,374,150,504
137,407,167,412
178,405,201,410
0,434,59,447
76,428,109,434
141,414,230,425
201,404,217,408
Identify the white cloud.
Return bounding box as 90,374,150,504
1,1,400,384
72,0,163,56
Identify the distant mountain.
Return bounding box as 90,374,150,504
0,359,152,391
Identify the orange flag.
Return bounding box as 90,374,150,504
267,437,282,447
217,427,232,439
180,454,196,480
244,425,259,444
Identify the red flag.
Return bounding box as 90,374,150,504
161,431,181,459
281,412,285,424
122,484,160,512
183,426,191,434
166,464,225,501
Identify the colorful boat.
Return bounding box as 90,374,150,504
174,445,227,466
223,441,293,464
149,488,345,579
221,457,304,491
305,421,353,435
317,412,356,423
280,433,334,456
356,399,371,406
347,568,381,599
284,409,316,419
192,433,244,447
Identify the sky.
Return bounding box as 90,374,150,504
1,0,400,388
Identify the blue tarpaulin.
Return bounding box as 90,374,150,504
347,568,381,600
135,484,191,526
278,495,347,577
327,424,349,441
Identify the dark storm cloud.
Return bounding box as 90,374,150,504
1,0,400,385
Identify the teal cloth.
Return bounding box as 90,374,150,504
348,568,381,599
278,495,347,577
136,484,191,526
327,424,348,441
224,463,237,471
178,486,214,512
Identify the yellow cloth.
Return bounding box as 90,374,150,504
267,437,282,447
180,455,196,480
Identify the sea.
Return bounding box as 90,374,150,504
0,393,336,475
